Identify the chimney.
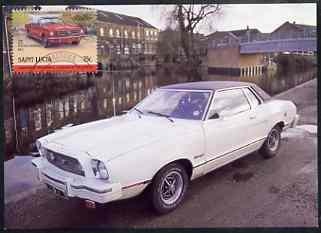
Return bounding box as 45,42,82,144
246,25,249,30
293,21,296,24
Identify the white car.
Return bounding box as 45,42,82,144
32,81,299,214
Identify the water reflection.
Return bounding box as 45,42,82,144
4,68,316,160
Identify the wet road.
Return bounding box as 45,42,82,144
4,79,318,228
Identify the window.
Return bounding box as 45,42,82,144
145,30,149,37
73,96,78,113
64,98,69,117
34,108,42,131
132,31,135,39
137,43,142,53
124,45,129,55
124,30,128,38
243,88,260,107
132,43,136,54
59,100,64,119
46,103,53,127
134,89,211,120
209,89,251,118
116,45,121,54
109,28,113,37
100,27,104,36
137,31,140,39
116,29,120,37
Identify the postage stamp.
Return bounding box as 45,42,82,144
11,8,97,73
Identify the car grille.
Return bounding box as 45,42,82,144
56,30,81,36
45,149,85,176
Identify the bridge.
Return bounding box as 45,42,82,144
240,37,317,54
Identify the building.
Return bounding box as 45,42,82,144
206,27,266,77
207,26,262,46
206,22,316,77
96,10,159,67
271,21,317,40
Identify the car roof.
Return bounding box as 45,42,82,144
160,81,254,91
160,81,272,101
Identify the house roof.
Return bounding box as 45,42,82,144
206,31,240,40
272,21,316,33
206,28,261,39
97,10,157,29
229,28,261,37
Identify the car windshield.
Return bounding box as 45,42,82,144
39,18,62,25
132,89,211,120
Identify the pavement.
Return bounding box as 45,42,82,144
4,79,318,228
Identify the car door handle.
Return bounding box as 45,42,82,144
249,116,256,120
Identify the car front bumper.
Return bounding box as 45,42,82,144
290,114,300,128
47,35,84,44
32,157,122,204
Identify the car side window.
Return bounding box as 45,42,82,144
208,89,251,119
243,88,260,107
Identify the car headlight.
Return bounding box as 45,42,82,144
36,140,46,157
91,159,109,180
49,31,54,36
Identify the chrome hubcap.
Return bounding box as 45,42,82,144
268,129,280,151
160,171,183,205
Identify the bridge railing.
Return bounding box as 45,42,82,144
240,32,317,43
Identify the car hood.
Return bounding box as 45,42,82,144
42,114,200,161
45,24,81,31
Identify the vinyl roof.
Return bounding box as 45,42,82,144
160,81,271,101
160,81,254,91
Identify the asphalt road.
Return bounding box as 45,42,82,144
4,79,318,229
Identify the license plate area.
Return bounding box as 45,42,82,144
45,182,68,199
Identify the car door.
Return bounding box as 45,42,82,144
202,88,257,173
242,87,270,140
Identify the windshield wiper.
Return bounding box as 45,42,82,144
133,107,144,118
147,111,174,123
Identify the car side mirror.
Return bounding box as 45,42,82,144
209,112,220,120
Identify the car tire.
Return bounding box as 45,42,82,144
151,162,189,214
260,125,282,159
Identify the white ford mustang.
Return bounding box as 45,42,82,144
32,81,299,214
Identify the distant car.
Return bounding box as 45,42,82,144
25,16,86,48
32,81,299,214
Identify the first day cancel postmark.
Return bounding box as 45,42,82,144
11,8,97,73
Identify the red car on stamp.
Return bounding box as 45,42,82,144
25,16,86,48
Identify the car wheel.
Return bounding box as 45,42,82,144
260,126,281,159
151,163,189,214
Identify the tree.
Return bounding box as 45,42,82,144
165,3,222,81
62,11,96,30
157,27,181,63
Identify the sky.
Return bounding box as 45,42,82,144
42,4,317,35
